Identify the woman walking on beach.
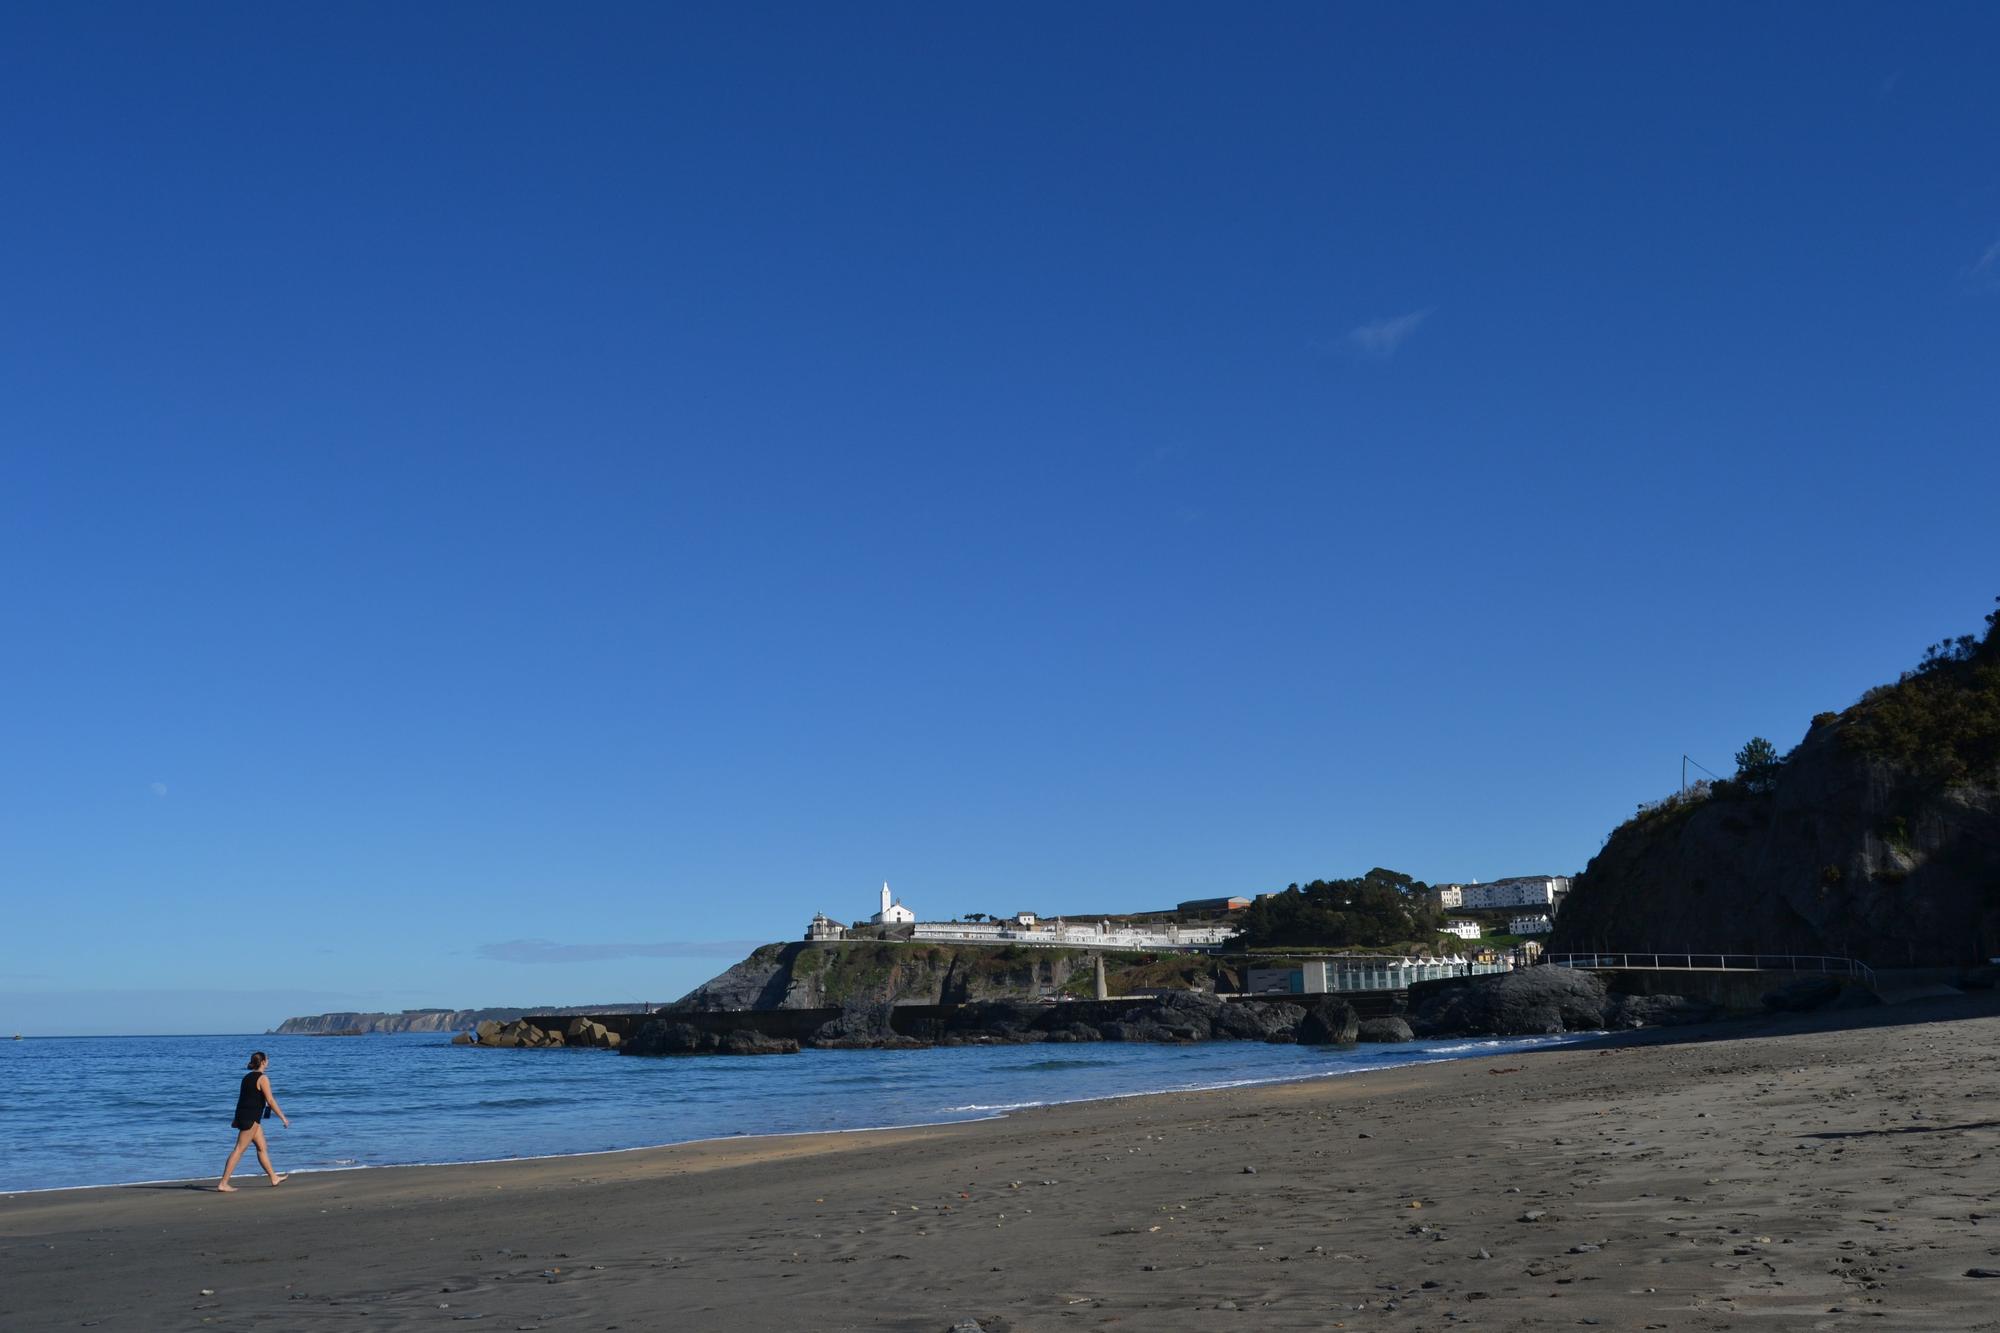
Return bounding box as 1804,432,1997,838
217,1052,289,1191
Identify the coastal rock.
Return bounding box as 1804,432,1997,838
1044,1022,1103,1042
1762,976,1842,1012
1408,967,1609,1037
450,1032,474,1045
719,1030,801,1056
475,1020,503,1043
1097,1020,1185,1043
624,1021,720,1056
1295,996,1361,1045
1603,994,1720,1029
1212,999,1304,1041
1117,993,1219,1041
1355,1016,1415,1043
673,945,801,1010
809,1001,926,1050
946,1000,1047,1037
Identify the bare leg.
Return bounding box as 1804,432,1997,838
251,1124,285,1185
217,1128,255,1191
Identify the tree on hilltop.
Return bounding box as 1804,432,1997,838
1734,736,1783,792
1234,868,1444,949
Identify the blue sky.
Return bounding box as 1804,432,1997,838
4,4,1996,1034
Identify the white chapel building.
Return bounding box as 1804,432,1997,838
871,881,915,925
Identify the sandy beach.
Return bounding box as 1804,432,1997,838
9,1000,2000,1332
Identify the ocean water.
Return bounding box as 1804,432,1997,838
0,1029,1582,1193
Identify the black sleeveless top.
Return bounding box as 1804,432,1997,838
230,1072,267,1130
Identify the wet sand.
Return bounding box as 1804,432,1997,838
8,1000,2000,1331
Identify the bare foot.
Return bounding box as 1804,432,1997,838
269,1174,287,1186
216,1183,237,1192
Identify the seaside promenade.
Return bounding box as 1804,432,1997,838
8,995,2000,1330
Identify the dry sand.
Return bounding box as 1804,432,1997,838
8,1000,2000,1332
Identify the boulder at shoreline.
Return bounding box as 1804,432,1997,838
1356,1016,1414,1043
1295,996,1361,1045
1408,967,1611,1037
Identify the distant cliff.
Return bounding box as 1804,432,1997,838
273,1004,649,1035
674,941,1222,1011
1554,601,2000,967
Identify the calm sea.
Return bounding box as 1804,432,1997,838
0,1030,1580,1193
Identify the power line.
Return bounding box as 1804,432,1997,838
1682,754,1724,793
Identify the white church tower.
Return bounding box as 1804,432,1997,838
871,880,915,925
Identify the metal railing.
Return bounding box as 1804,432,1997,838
1548,952,1876,988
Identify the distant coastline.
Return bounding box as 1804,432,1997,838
272,1004,649,1035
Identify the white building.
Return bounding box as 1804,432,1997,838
1443,919,1483,940
1433,884,1464,909
1459,876,1570,911
1509,913,1553,936
870,882,915,925
805,913,847,942
1248,955,1512,995
912,916,1238,952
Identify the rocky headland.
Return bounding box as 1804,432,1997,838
1554,599,2000,967
670,939,1220,1011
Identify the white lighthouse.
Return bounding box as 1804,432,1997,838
871,881,915,925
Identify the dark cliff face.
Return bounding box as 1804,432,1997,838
1554,687,2000,969
672,941,1100,1011
672,941,1232,1012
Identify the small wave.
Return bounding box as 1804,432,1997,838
1419,1035,1579,1056
1013,1058,1118,1072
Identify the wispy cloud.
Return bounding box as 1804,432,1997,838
477,938,765,964
149,781,168,797
1964,237,2000,290
1341,307,1435,358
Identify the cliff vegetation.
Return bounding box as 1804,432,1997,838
1233,867,1447,949
1553,597,2000,967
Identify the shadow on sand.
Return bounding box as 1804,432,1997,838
1549,986,2000,1059
1799,1120,2000,1140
